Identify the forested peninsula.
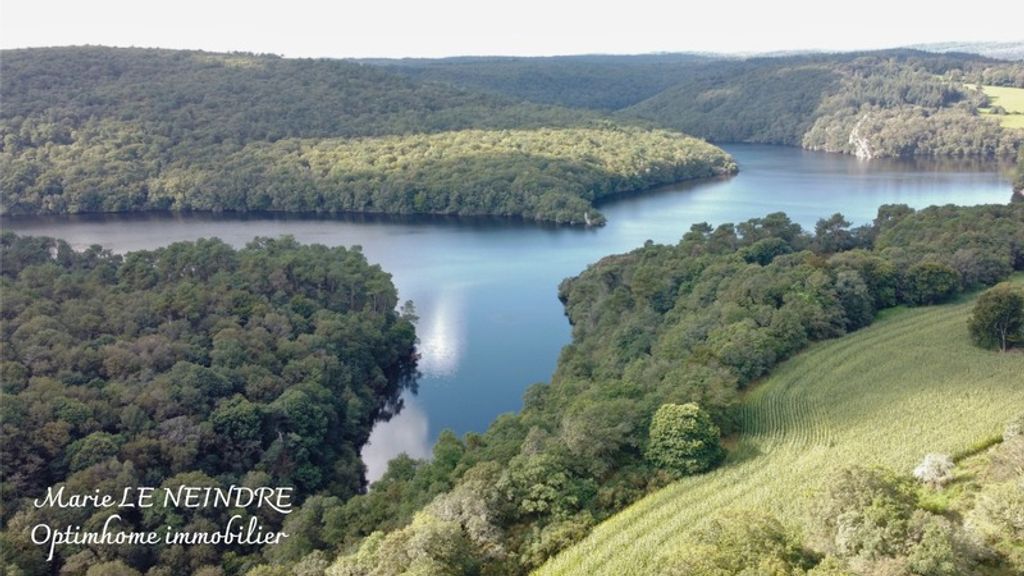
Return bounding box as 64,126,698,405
0,47,734,224
0,234,417,574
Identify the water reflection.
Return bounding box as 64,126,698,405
360,394,432,482
415,287,466,378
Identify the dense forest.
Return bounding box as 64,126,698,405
361,54,716,111
4,48,1023,222
624,59,842,145
0,234,418,575
625,53,1024,157
1,121,734,225
382,50,1024,158
622,53,1024,155
799,59,1021,158
0,47,736,223
204,203,1023,576
0,47,591,140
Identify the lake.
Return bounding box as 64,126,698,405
3,144,1013,481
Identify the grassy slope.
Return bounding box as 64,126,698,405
976,84,1024,129
539,278,1024,576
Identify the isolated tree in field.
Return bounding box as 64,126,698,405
968,282,1024,352
646,403,724,475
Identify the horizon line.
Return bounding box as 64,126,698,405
2,40,1022,61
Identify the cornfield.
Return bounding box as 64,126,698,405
539,282,1024,575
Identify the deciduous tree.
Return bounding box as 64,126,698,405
645,403,724,476
968,282,1024,351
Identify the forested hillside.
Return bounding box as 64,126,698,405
627,52,1024,157
542,293,1024,575
361,53,716,110
0,47,589,141
0,47,733,223
227,203,1024,576
0,234,417,574
379,50,1024,158
625,60,840,145
3,47,1019,220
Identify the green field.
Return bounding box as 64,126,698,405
972,84,1024,129
538,281,1024,576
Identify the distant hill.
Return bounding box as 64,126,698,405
0,46,594,142
367,49,1024,158
624,50,1024,157
621,56,842,145
0,47,734,223
4,46,1021,221
358,53,719,110
907,41,1024,61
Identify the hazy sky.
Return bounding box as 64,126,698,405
2,0,1022,58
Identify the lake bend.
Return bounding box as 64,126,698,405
3,144,1014,481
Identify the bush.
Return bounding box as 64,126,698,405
667,511,814,575
905,512,977,576
966,481,1024,557
912,454,955,489
807,467,919,558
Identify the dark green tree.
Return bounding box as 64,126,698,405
815,213,854,254
645,403,725,476
741,237,793,266
902,262,960,305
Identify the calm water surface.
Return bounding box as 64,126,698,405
3,145,1013,480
